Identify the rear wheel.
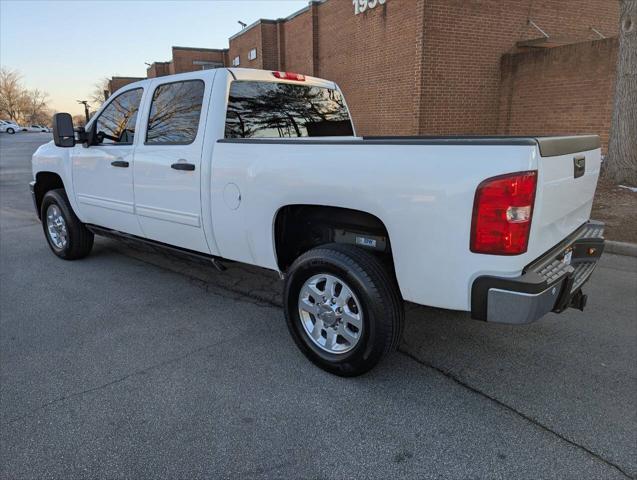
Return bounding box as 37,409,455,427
284,243,403,376
40,189,94,260
6,128,15,134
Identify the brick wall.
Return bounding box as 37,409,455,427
112,0,619,141
280,6,315,76
228,21,282,71
108,77,144,94
499,37,618,154
228,23,269,69
316,0,421,136
223,0,424,136
260,0,618,138
171,47,227,74
419,0,619,136
260,22,280,70
146,62,171,78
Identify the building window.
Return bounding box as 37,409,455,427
232,56,240,67
248,48,257,61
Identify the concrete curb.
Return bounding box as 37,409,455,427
605,240,637,257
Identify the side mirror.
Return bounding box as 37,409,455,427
52,113,75,147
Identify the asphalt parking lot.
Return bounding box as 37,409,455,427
1,133,635,479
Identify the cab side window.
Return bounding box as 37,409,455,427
95,88,143,145
145,80,205,145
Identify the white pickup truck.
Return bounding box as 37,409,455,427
31,68,605,376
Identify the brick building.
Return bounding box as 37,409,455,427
499,37,618,154
109,0,620,152
108,76,145,95
146,46,228,78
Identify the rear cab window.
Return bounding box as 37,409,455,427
224,81,354,139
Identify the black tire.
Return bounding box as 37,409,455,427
284,243,404,377
6,128,15,134
40,189,94,260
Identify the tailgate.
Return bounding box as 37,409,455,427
530,136,602,257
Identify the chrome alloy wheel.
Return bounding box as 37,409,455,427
298,273,363,354
46,204,68,249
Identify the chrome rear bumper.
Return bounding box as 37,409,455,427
471,221,605,324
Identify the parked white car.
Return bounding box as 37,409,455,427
30,68,605,375
24,124,51,133
0,120,21,134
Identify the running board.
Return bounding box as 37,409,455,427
86,224,227,272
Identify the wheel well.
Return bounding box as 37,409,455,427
34,172,64,217
274,205,393,272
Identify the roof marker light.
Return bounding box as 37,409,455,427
272,71,306,81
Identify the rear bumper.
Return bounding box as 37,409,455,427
471,221,605,324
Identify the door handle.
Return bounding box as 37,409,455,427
111,160,129,168
171,162,195,171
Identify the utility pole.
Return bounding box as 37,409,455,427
77,100,90,123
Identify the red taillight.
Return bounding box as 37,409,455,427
470,171,538,255
272,71,306,81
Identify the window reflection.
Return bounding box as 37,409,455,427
146,80,205,145
95,88,143,144
225,81,354,139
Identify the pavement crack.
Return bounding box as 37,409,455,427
399,348,633,479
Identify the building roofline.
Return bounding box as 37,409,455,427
171,45,229,53
228,20,269,41
279,0,326,22
110,76,145,81
229,0,327,42
278,6,310,22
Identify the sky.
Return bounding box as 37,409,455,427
0,0,308,115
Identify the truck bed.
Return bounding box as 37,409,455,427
214,133,601,310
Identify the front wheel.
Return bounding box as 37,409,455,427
40,189,94,260
284,243,404,377
6,128,15,134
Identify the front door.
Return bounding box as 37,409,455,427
71,87,144,235
133,77,211,253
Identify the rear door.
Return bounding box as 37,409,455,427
133,76,212,253
71,87,144,235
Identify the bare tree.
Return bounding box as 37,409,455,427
90,77,111,108
0,68,27,122
0,68,52,125
22,89,50,125
72,114,87,127
605,0,637,185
